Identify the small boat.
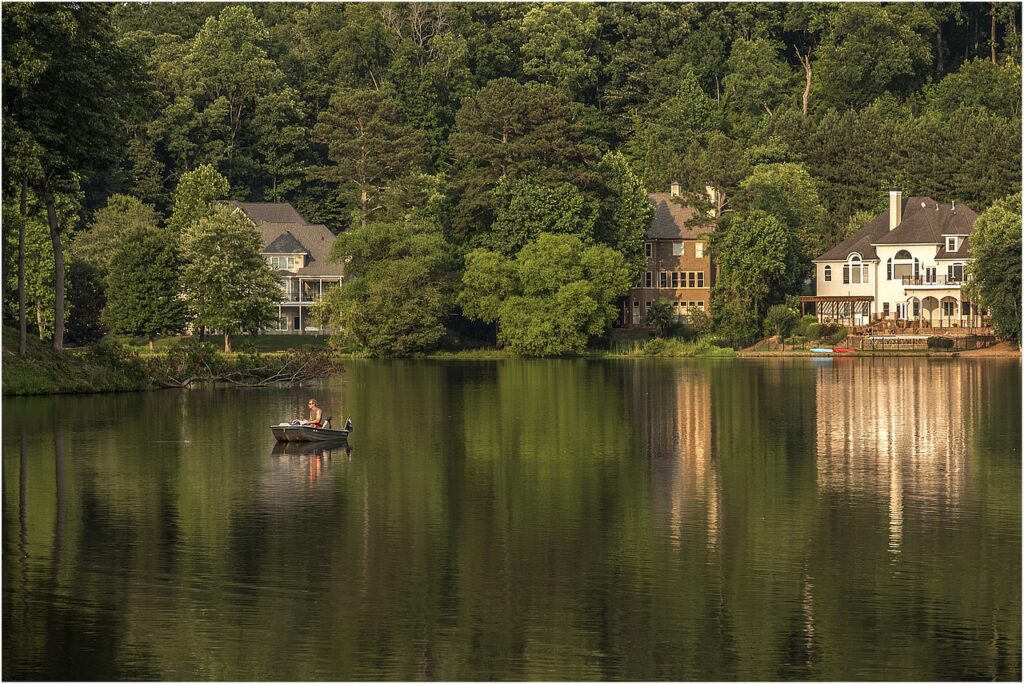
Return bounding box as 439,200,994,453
810,347,833,353
272,439,350,457
271,417,352,442
833,347,855,353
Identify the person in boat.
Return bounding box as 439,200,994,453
295,399,323,428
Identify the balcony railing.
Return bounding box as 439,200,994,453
902,275,963,286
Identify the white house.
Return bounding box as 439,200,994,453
804,188,986,330
225,201,343,333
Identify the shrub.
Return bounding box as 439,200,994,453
818,323,838,338
786,335,807,348
927,336,955,349
806,322,823,340
643,337,668,355
645,299,675,338
830,327,848,345
798,315,818,336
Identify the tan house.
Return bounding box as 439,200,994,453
622,183,716,326
226,201,343,333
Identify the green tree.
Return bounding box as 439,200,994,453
484,178,597,255
737,162,827,261
182,6,284,186
2,3,145,350
964,193,1022,344
715,210,802,316
448,78,599,241
520,3,600,100
595,152,654,281
763,303,798,348
103,227,187,348
71,194,160,276
319,220,456,356
645,299,675,338
723,37,796,120
166,164,229,236
180,205,281,352
924,59,1022,118
460,233,632,356
313,88,428,228
815,4,935,109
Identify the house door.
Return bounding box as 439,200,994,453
895,303,907,320
924,267,936,284
293,316,300,331
631,300,640,325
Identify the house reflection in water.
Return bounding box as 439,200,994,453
814,360,982,553
635,364,720,550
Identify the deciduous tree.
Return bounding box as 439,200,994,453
964,193,1021,344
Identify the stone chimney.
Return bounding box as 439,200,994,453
888,187,902,231
670,181,682,198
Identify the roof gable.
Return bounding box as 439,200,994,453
263,231,307,254
226,201,309,225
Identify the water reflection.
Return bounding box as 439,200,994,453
2,359,1019,681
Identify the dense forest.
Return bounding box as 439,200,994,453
3,2,1022,353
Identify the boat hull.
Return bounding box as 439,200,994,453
271,424,350,442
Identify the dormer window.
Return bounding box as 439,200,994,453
946,236,957,252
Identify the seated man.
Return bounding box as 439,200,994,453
294,399,323,427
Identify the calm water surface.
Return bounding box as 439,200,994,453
3,358,1021,680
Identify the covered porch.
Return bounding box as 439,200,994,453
799,295,874,332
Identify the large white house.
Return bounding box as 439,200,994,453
226,201,343,333
804,188,986,330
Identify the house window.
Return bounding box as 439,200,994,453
961,300,971,317
645,242,652,258
883,302,890,317
293,316,301,330
948,263,964,282
671,272,680,288
862,265,870,283
696,242,704,258
645,301,652,311
644,272,653,288
913,300,921,317
942,300,956,317
886,259,892,280
697,301,705,309
697,272,705,288
659,272,668,288
824,265,832,282
672,242,683,256
688,272,696,288
946,237,957,252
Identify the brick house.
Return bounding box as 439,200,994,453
621,184,716,327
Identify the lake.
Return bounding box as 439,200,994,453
3,358,1020,680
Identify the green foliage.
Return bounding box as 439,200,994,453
167,165,229,235
806,323,823,340
65,258,106,345
737,162,827,260
483,177,597,255
927,335,954,350
595,151,654,279
71,194,160,276
711,295,761,349
763,303,798,340
320,220,456,356
645,299,675,338
103,227,187,342
313,88,429,227
925,60,1021,119
180,205,281,348
723,37,796,120
520,4,600,100
460,233,631,356
965,193,1022,344
715,210,802,315
829,326,848,345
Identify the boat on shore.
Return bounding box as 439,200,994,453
810,347,833,353
271,417,352,442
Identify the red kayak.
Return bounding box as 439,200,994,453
833,347,855,353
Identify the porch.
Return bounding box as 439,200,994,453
799,296,874,333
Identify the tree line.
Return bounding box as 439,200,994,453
3,3,1021,355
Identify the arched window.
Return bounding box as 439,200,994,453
892,250,915,281
823,265,832,282
844,254,866,284
895,249,913,259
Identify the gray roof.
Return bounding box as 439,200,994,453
226,201,343,278
647,193,715,240
936,235,972,260
225,201,309,225
257,223,342,277
263,231,308,255
816,196,978,261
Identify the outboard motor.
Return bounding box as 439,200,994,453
344,417,353,433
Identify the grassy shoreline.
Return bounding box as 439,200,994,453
5,331,1016,397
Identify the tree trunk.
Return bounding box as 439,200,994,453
991,2,998,63
36,301,44,340
19,179,28,356
43,187,64,352
795,47,812,116
224,332,232,353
